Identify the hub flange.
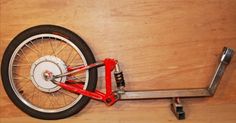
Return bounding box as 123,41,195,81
30,55,67,92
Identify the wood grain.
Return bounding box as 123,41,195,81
0,0,236,123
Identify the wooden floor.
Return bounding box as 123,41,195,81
1,0,236,123
1,99,236,123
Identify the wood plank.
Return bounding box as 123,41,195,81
1,102,236,123
0,0,236,122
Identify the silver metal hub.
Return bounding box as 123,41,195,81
30,55,67,92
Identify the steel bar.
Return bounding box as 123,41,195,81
120,89,210,99
120,47,234,100
54,61,104,78
208,47,234,95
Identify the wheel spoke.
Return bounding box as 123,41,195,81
29,41,43,56
19,49,31,63
39,37,44,55
47,95,55,108
58,89,77,99
24,43,41,57
17,80,32,92
65,48,73,64
53,43,67,56
13,73,30,80
62,93,67,105
16,53,25,61
13,63,31,67
25,86,37,101
49,38,56,56
51,93,62,107
67,52,78,65
69,63,84,66
31,87,36,101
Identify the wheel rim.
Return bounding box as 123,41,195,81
9,34,89,113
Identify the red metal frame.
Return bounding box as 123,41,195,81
58,58,118,105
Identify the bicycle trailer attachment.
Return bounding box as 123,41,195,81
54,47,234,120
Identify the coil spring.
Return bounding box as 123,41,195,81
114,72,125,87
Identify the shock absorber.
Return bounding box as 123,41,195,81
114,62,125,94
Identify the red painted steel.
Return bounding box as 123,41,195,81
57,58,118,105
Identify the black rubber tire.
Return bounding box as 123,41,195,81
1,25,98,120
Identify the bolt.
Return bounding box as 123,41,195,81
106,98,112,103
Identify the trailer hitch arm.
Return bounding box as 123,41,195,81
54,47,234,120
119,47,234,120
120,47,234,100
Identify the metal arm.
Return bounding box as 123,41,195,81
208,47,234,95
51,47,233,120
120,47,234,100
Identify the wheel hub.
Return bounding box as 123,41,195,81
30,55,67,92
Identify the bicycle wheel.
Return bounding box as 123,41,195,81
1,25,98,119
